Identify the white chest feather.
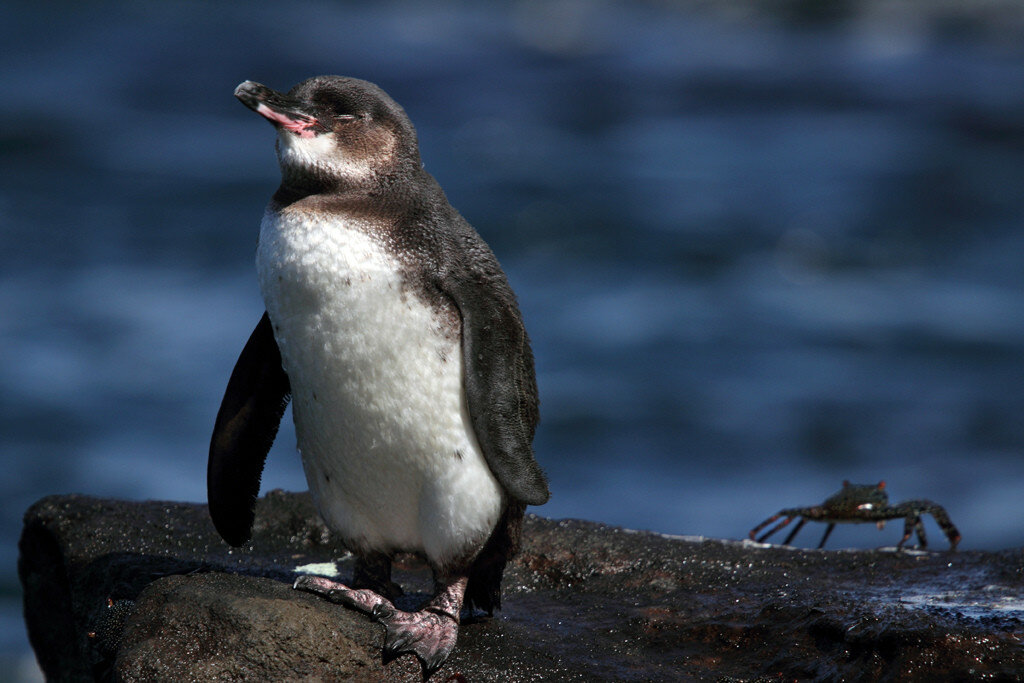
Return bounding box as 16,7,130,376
256,209,503,565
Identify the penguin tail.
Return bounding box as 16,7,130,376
464,500,525,614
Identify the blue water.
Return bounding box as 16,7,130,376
4,2,1024,677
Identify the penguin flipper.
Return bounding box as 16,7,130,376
443,257,550,507
208,312,291,546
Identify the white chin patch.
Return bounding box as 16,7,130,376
277,131,373,181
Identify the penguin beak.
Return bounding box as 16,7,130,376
234,80,327,138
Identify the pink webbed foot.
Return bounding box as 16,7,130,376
294,573,468,679
373,602,459,679
293,574,390,615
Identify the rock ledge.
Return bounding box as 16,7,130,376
18,491,1024,680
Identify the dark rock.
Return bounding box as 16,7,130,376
87,599,136,659
18,491,1024,681
116,572,408,681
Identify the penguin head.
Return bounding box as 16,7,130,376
235,76,420,190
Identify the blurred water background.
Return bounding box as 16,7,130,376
4,1,1024,678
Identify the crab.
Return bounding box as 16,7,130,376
748,480,961,550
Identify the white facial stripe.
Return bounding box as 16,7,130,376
277,131,375,181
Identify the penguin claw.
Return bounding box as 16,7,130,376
376,607,459,679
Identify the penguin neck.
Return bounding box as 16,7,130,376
273,164,361,203
272,180,338,208
271,161,424,212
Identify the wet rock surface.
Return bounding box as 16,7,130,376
18,491,1024,681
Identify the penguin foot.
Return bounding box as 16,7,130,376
373,602,459,679
293,574,389,615
295,572,468,679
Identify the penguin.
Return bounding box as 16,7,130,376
207,76,549,678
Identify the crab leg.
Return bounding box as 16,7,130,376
893,500,961,550
759,518,796,543
750,514,784,540
914,517,928,548
897,515,921,549
783,518,808,545
816,523,836,549
924,502,961,550
752,515,796,543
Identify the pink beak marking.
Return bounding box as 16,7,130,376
255,103,319,138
